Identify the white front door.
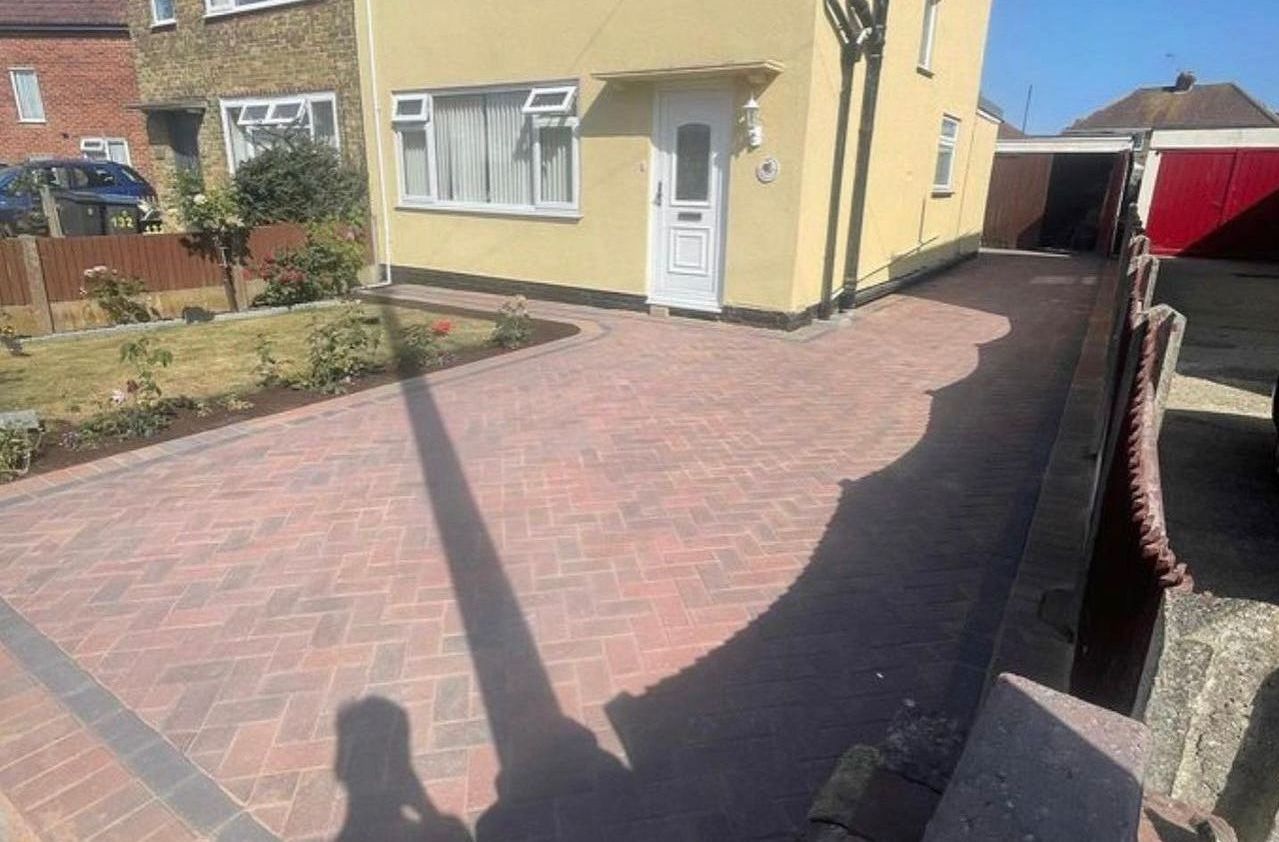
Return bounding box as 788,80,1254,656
649,89,733,312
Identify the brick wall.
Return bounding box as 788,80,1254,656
0,32,153,178
128,0,365,207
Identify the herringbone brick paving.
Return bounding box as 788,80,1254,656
0,254,1098,840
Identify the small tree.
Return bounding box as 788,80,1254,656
233,137,366,227
173,170,248,310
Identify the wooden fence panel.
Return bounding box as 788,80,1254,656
0,239,29,306
243,224,309,278
28,224,306,303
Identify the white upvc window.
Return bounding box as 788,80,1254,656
205,0,307,17
934,115,960,192
9,69,45,123
392,82,581,216
219,92,339,173
522,86,577,116
81,137,132,164
919,0,940,71
151,0,176,25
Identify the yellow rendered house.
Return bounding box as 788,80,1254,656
355,0,1001,328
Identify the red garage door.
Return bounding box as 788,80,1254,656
1148,148,1279,260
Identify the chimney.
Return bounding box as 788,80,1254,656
1173,71,1197,92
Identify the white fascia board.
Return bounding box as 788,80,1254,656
1150,128,1279,150
996,136,1134,154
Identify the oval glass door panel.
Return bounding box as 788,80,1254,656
675,123,712,203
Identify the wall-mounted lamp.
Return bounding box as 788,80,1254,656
743,95,764,150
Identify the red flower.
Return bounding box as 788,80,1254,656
431,319,453,337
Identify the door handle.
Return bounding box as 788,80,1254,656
655,182,663,206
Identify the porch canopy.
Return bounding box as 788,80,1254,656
593,60,784,88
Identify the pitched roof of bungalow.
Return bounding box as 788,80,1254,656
1068,74,1279,133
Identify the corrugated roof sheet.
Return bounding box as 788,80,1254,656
0,0,126,28
1069,82,1279,132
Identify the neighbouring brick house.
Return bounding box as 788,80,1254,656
0,0,153,175
127,0,365,209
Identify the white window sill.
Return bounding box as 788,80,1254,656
931,187,955,197
917,65,935,78
151,18,176,27
17,118,46,125
396,201,582,221
204,0,309,20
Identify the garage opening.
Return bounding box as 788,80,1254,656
1039,153,1121,251
982,138,1132,256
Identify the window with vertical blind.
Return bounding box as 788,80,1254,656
392,82,580,216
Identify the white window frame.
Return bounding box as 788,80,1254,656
934,115,960,192
150,0,176,26
9,68,45,124
80,137,132,164
919,0,940,72
392,81,582,218
204,0,309,18
391,94,436,205
219,91,340,174
522,86,578,116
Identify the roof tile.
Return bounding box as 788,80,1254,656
1069,82,1279,132
0,0,126,28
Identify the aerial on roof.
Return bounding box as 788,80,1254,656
1068,74,1279,133
0,0,126,28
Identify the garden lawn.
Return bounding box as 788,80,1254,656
0,304,494,425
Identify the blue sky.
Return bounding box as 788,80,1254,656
980,0,1279,134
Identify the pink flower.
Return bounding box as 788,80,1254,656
431,319,453,337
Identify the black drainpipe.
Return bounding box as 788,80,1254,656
817,0,863,320
839,0,889,311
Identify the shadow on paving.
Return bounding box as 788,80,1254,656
332,260,1094,841
1159,408,1279,604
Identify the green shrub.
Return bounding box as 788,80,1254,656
396,319,454,370
172,170,244,235
118,337,173,405
0,428,41,482
253,333,285,387
297,306,382,394
64,335,181,450
253,223,366,307
233,137,366,227
491,296,534,349
82,267,154,325
65,401,182,450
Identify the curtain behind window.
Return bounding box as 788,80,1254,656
435,94,487,203
400,127,431,198
484,91,531,206
539,126,573,204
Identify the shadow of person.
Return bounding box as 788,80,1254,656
334,696,474,842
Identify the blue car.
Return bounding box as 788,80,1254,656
0,159,159,236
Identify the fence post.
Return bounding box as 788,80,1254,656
230,262,250,311
38,186,64,239
17,236,54,335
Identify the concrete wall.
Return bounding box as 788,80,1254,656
0,32,154,179
851,0,996,292
128,0,365,206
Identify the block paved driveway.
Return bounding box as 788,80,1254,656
0,254,1099,841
